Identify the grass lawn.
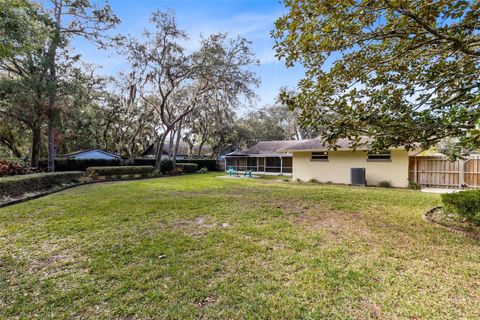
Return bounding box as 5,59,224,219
0,173,479,319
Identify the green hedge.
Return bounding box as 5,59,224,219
38,159,123,171
160,159,174,174
0,172,84,198
176,163,198,173
441,189,480,225
133,159,218,171
177,159,217,171
86,166,154,177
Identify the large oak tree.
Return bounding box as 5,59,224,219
273,0,480,155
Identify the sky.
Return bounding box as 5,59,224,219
74,0,305,111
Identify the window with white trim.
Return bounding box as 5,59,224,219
311,151,328,161
367,151,391,161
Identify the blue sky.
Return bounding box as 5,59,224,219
75,0,305,110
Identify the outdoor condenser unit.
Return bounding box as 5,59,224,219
351,168,366,186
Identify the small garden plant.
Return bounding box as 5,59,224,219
378,180,392,188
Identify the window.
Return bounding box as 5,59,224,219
367,151,391,161
311,152,328,161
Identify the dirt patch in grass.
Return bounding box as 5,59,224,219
195,295,216,308
295,208,373,241
172,216,231,237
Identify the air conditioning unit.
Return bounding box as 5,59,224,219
351,168,366,186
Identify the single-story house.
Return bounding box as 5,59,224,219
227,138,418,188
225,141,296,174
59,149,122,160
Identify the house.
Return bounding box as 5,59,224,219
141,141,211,160
227,138,417,188
60,149,122,160
225,141,295,174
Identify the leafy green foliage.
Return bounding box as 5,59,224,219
175,163,198,173
378,181,392,188
274,0,480,154
441,190,480,225
0,0,48,59
86,166,154,177
408,181,422,190
0,171,83,197
159,158,174,174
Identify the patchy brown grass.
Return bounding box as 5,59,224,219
1,173,479,319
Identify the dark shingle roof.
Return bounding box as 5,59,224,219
226,140,298,157
277,137,374,152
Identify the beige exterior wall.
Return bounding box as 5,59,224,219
292,150,410,188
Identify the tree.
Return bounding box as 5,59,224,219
273,0,480,155
0,0,47,59
42,0,119,171
124,10,259,171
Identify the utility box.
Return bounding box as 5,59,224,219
351,168,366,186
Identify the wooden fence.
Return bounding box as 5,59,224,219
409,155,480,188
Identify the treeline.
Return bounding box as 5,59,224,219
0,1,298,172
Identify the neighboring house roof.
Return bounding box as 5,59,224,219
226,140,297,157
141,141,212,157
60,149,122,159
141,144,168,157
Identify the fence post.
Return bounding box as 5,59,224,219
459,159,465,188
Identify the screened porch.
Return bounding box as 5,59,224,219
225,156,292,174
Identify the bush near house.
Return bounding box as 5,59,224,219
441,190,480,225
38,159,123,171
0,172,83,198
86,166,154,178
378,180,392,188
176,163,198,173
0,160,33,177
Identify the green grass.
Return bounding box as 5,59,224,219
0,173,479,319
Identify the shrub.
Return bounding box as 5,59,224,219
38,159,123,171
160,158,174,174
378,180,392,188
408,181,421,190
177,159,218,171
133,159,219,171
86,166,154,177
0,160,33,177
176,163,198,173
0,172,83,198
441,190,480,225
310,178,320,184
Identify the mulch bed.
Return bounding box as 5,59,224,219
423,206,480,240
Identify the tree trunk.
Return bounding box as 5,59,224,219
168,131,174,157
31,122,41,168
0,128,23,160
172,120,183,167
198,140,206,158
154,131,168,172
47,117,56,172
